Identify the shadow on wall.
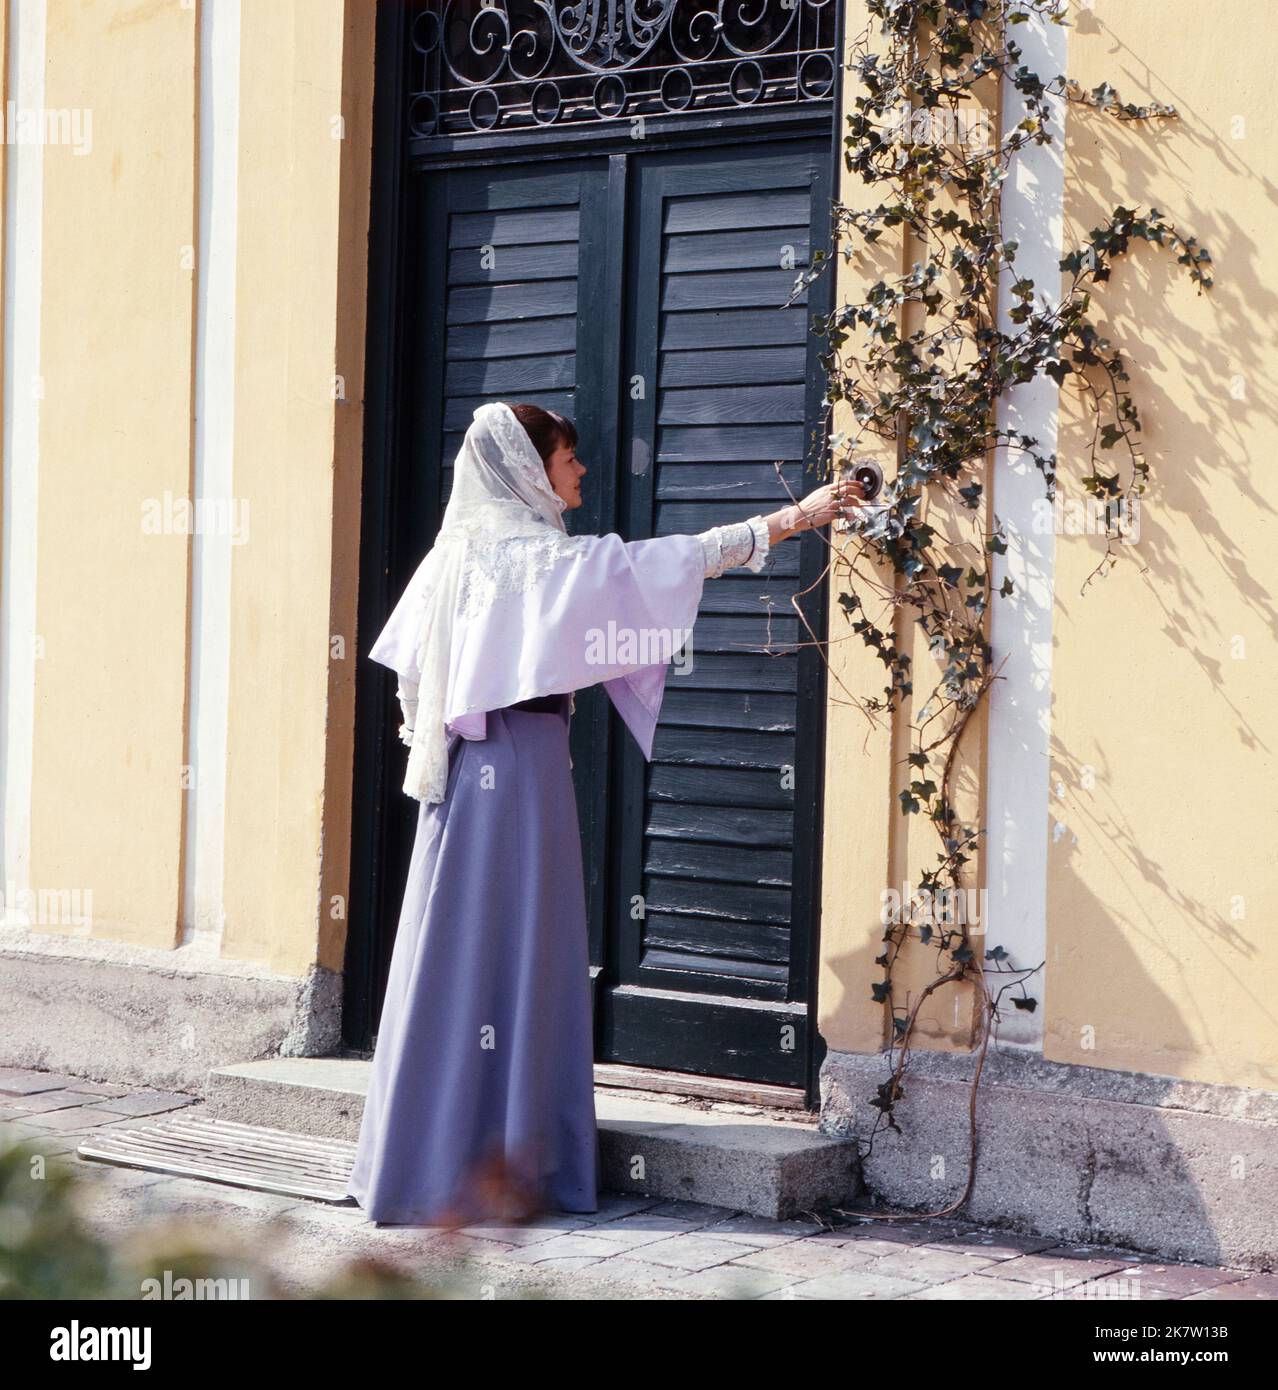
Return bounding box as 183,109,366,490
1046,738,1277,1090
1047,0,1278,1091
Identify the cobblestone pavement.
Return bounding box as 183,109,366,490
3,1065,1275,1301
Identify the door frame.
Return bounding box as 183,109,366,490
344,1,847,1107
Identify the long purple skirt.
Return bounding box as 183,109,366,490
345,696,599,1225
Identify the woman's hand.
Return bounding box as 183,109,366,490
765,477,867,545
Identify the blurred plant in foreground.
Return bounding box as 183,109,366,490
0,1131,555,1300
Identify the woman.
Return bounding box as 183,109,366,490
345,401,864,1227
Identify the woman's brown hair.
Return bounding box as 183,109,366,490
508,402,577,463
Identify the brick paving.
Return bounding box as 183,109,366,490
2,1064,1274,1301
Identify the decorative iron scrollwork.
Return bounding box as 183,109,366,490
407,1,836,139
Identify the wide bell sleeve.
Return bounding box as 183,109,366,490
368,551,432,683
367,551,436,750
445,530,707,758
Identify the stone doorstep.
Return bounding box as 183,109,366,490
204,1057,863,1221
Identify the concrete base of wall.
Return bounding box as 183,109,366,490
0,925,342,1093
821,1046,1278,1271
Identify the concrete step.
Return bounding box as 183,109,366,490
205,1057,863,1220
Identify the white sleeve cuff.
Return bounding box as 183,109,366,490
742,514,770,572
696,515,772,578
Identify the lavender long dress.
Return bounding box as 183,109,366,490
345,692,598,1225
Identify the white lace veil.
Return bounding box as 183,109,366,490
445,398,570,539
398,401,589,802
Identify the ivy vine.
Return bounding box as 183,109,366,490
786,0,1211,1218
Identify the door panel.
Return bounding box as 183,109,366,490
603,142,831,1087
413,159,620,992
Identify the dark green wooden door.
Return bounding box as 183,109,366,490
405,137,830,1089
607,144,831,1087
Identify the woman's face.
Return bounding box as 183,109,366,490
544,435,587,509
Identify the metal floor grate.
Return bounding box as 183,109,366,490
76,1111,357,1203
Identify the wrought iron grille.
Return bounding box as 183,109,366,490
406,1,837,139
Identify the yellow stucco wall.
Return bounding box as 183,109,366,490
15,0,372,977
29,0,197,946
0,4,6,479
221,0,372,975
819,0,896,1057
0,5,7,604
1046,0,1278,1088
819,0,990,1057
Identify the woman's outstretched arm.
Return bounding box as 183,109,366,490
696,478,868,578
